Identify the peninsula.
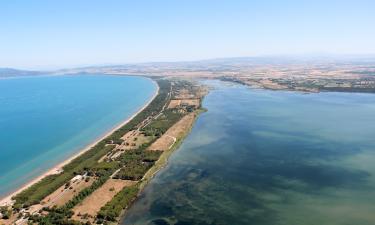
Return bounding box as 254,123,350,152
0,77,207,225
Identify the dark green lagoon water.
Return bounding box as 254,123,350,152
123,81,375,225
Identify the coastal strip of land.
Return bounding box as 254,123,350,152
0,78,208,225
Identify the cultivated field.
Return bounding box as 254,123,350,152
168,99,200,109
72,179,136,222
41,176,95,207
168,99,181,108
120,130,152,150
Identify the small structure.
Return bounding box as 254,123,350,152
71,175,83,183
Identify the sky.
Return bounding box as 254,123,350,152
0,0,375,69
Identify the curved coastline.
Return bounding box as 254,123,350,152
0,77,159,206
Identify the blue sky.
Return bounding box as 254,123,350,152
1,0,374,69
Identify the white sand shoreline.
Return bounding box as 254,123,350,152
0,79,159,206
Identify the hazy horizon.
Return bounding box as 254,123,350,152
3,53,375,71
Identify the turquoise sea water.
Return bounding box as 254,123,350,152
0,75,156,197
123,81,375,225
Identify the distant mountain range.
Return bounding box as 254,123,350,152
0,68,43,78
2,55,375,78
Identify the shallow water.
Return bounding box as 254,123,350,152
0,75,156,197
123,81,375,225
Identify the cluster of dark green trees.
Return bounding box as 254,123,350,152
96,185,139,222
29,207,83,225
0,206,12,219
113,150,162,180
142,109,185,137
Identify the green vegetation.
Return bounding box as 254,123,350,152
97,185,139,222
63,176,109,210
142,109,184,137
114,150,162,180
26,171,115,225
12,144,115,208
0,206,12,219
29,207,81,225
105,79,171,144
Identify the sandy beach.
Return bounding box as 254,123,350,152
0,80,159,206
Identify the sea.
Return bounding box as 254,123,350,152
0,74,157,198
122,80,375,225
